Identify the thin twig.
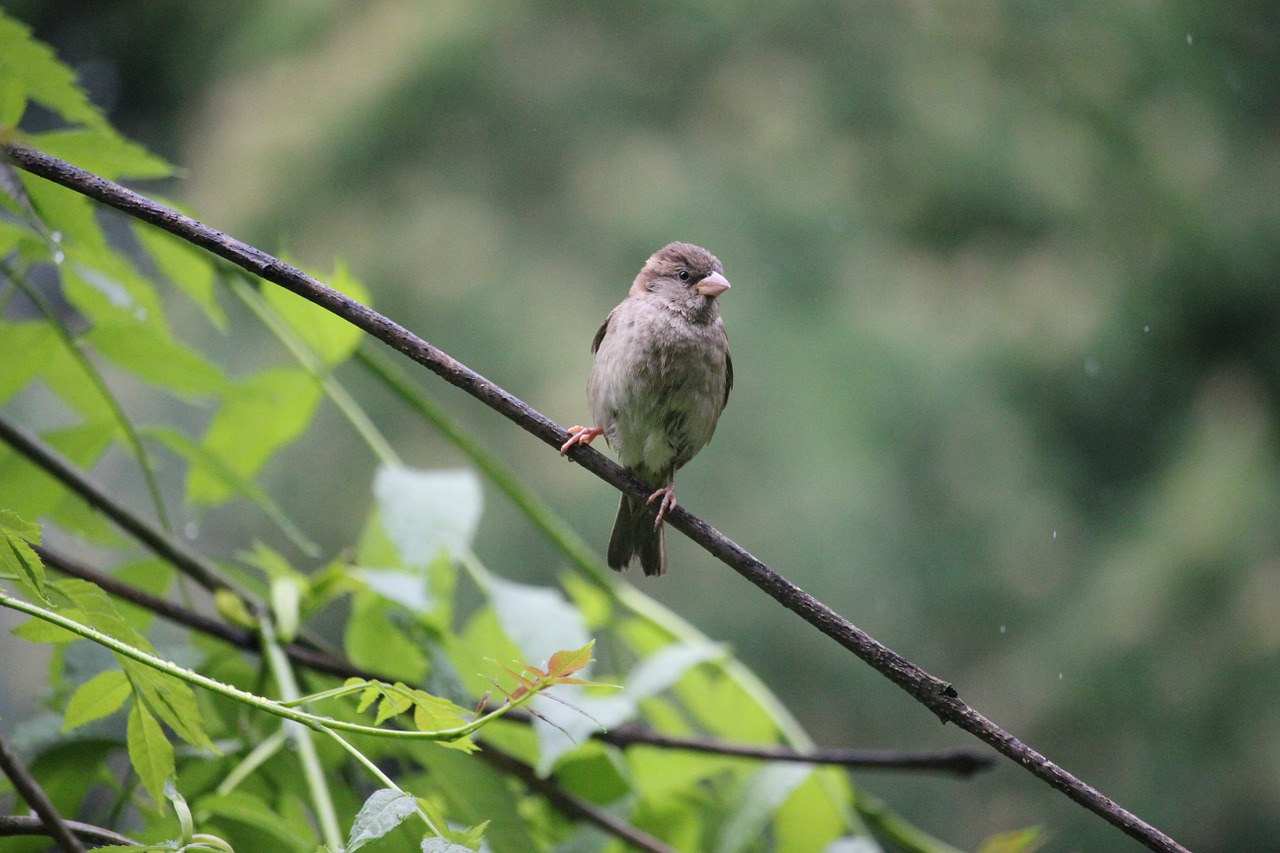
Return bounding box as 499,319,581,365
0,413,337,656
0,412,242,598
0,730,86,853
592,725,995,777
2,142,1190,853
480,744,677,853
36,545,369,681
0,815,138,847
39,544,984,775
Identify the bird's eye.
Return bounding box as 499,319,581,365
678,270,690,281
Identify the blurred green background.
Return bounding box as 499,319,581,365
5,1,1279,850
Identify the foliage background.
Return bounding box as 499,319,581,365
3,1,1278,851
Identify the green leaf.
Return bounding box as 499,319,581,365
190,367,322,505
63,241,170,333
347,788,418,852
20,172,106,249
421,838,478,853
56,578,152,650
0,510,47,602
373,466,483,567
86,322,226,398
28,127,172,180
144,427,319,556
714,764,813,853
344,592,427,682
136,225,226,330
0,422,117,536
0,72,24,126
773,769,855,852
196,790,312,852
11,608,84,643
123,659,217,753
0,11,107,130
127,700,174,805
263,261,370,369
486,576,589,677
408,689,475,751
63,669,132,731
553,743,630,804
0,321,60,404
978,826,1048,853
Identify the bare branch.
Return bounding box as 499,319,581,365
0,731,86,853
40,544,980,775
594,725,995,777
480,744,677,853
0,413,241,597
0,815,138,847
1,142,1190,853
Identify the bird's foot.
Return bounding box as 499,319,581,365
560,425,603,455
647,485,677,528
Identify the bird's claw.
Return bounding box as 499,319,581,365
560,425,603,455
647,485,677,528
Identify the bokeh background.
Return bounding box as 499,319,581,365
5,2,1279,850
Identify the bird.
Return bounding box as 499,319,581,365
560,242,733,576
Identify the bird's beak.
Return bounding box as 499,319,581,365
696,271,731,298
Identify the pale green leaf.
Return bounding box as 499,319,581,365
136,225,226,330
28,128,172,180
774,769,857,852
0,73,23,126
374,466,483,567
10,609,84,643
264,260,370,368
63,240,169,333
57,578,151,650
63,669,132,731
0,528,46,602
715,764,813,853
123,659,216,753
190,368,322,505
487,575,589,678
0,12,107,129
344,593,427,682
0,509,41,541
347,788,417,852
421,839,477,853
145,427,319,556
127,701,174,805
86,322,225,397
196,790,311,851
20,173,106,249
0,321,60,404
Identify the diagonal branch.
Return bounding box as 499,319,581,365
1,142,1188,853
0,730,86,853
0,413,241,598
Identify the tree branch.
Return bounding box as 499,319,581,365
480,744,677,853
593,725,995,777
0,730,86,853
38,543,988,775
0,815,138,847
2,142,1189,853
0,413,241,598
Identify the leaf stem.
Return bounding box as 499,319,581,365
0,589,515,742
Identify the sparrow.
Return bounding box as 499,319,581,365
560,242,733,576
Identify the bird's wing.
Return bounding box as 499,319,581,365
723,345,733,409
590,311,612,355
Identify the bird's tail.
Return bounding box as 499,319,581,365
607,494,666,577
